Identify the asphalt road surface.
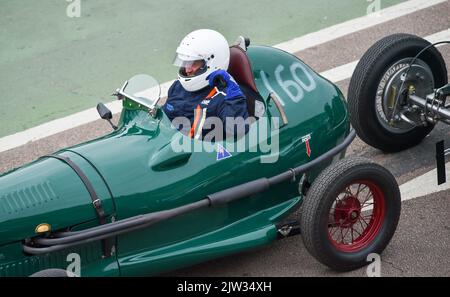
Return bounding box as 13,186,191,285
0,0,449,277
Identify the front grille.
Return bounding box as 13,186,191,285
0,181,59,215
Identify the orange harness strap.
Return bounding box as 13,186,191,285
205,87,217,99
189,87,218,138
189,104,202,138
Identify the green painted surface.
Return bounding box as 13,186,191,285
0,151,115,244
0,0,406,137
0,46,350,276
0,152,118,277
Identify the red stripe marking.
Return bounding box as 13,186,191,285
306,139,311,157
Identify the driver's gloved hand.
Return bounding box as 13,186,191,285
207,69,244,100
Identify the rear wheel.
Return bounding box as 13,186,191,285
300,157,401,271
348,33,447,152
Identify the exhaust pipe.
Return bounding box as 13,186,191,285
23,130,356,255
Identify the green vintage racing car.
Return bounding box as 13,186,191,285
0,37,401,276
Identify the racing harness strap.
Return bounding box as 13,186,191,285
44,155,107,225
44,154,111,257
189,87,225,139
190,105,207,139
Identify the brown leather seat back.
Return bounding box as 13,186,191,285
228,46,258,93
228,46,259,116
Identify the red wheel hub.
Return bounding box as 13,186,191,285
334,196,362,228
328,180,386,252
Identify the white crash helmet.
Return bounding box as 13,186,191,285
173,29,230,92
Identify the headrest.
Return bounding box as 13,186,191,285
228,46,259,93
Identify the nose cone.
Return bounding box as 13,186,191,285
0,152,114,245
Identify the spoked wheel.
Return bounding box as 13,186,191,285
328,180,385,253
300,157,401,271
348,33,447,152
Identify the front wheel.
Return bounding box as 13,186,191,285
30,268,73,277
348,33,447,152
300,157,401,271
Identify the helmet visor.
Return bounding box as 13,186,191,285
173,54,207,78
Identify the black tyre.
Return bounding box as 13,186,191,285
300,157,401,271
348,33,447,152
30,269,72,277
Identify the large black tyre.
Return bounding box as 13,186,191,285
30,269,72,277
300,157,401,271
348,33,447,152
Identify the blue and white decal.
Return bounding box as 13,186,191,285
216,143,232,161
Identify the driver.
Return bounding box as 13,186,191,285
163,29,249,140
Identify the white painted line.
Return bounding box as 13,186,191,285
426,28,450,44
0,80,174,153
0,100,120,151
320,29,450,82
320,61,359,83
400,162,450,201
274,0,447,52
0,0,447,153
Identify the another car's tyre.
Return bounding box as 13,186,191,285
300,157,401,271
30,269,73,277
348,33,447,152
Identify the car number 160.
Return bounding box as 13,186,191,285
261,62,317,105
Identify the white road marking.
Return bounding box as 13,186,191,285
426,28,450,44
400,162,450,201
274,0,446,53
0,0,447,153
0,100,124,151
0,80,174,153
320,29,450,82
320,61,360,83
